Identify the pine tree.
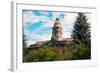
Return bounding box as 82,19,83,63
23,34,27,48
23,33,29,56
72,13,91,48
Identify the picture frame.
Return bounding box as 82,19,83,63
11,1,97,72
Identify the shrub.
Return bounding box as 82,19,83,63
71,43,90,59
23,43,91,62
23,45,57,62
23,50,39,62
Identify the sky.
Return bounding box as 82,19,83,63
23,10,91,46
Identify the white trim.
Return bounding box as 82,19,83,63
11,1,17,71
15,0,96,9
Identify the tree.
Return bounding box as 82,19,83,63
23,34,27,48
72,13,91,48
23,33,28,56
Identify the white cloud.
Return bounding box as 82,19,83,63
62,13,77,32
27,33,51,45
51,12,64,20
86,14,91,23
63,13,77,25
63,32,72,38
23,10,52,25
43,20,54,28
25,29,52,45
23,11,38,24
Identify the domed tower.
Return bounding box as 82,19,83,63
51,18,63,42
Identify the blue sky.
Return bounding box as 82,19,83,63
23,10,91,45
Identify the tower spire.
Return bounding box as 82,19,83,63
51,17,62,41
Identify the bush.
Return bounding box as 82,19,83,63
23,50,39,62
33,47,56,61
71,43,90,59
23,43,91,62
23,45,57,62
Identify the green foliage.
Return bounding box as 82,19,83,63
23,43,91,62
71,43,90,59
33,47,55,61
24,45,57,62
72,13,91,48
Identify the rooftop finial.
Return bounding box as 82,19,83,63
56,17,60,21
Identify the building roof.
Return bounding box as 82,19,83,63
62,38,73,41
30,41,48,47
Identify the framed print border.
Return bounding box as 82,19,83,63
11,1,97,72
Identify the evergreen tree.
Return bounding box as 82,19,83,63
72,13,91,48
23,34,27,48
23,32,29,56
